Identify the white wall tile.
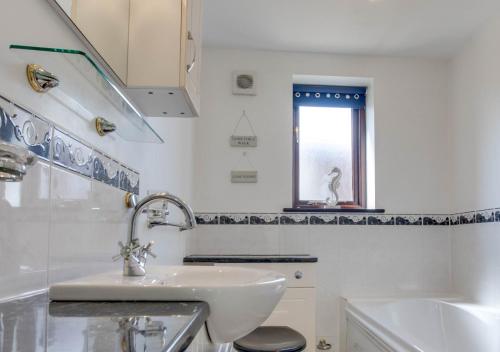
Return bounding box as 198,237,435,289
189,225,453,345
49,168,101,283
48,168,131,283
190,225,280,255
452,223,500,305
0,162,50,299
278,226,310,255
449,16,500,308
0,0,195,300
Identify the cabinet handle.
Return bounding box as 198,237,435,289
186,31,196,73
294,271,303,279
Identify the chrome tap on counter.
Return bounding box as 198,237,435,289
115,192,197,276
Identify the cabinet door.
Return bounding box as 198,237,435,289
181,0,203,115
71,0,130,83
128,0,182,87
263,288,316,352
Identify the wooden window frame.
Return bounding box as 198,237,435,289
292,106,367,209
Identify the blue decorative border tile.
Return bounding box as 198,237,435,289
93,150,120,188
195,214,219,225
0,95,140,195
460,212,476,224
220,214,249,225
280,214,308,225
0,97,52,160
423,215,450,226
450,214,460,226
367,215,395,225
310,214,338,225
52,128,93,177
249,214,279,225
339,215,366,225
119,165,140,195
195,210,500,227
475,209,495,223
395,215,422,225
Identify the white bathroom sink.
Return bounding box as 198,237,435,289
49,265,286,343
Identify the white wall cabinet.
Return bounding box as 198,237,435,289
216,263,317,352
71,0,130,83
126,0,203,117
52,0,203,118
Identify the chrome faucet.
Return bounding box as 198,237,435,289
114,192,197,276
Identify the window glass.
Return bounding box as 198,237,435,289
298,106,353,202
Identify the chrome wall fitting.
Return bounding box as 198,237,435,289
26,64,59,93
0,142,37,182
125,192,138,208
95,117,117,136
317,339,332,350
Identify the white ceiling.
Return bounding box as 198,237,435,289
203,0,500,57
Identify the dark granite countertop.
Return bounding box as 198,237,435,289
184,255,318,263
0,293,209,352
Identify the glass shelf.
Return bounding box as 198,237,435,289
9,44,164,144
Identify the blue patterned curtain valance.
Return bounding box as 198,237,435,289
293,84,366,109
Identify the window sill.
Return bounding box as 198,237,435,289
283,208,385,213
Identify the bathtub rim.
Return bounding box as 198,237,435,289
344,297,489,352
345,302,419,352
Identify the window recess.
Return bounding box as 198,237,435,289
293,84,367,209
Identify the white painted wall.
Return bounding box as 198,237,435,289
194,48,451,213
0,0,194,299
449,18,500,212
450,16,500,305
191,48,455,350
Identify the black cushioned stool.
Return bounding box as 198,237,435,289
234,326,307,352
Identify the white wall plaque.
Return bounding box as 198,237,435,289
231,170,258,183
230,135,257,147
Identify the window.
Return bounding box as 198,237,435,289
293,84,366,208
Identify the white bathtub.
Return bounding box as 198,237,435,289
345,298,500,352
